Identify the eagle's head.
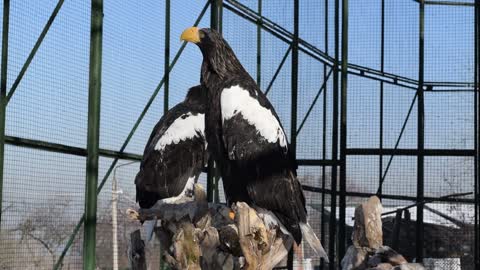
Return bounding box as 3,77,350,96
184,85,207,111
181,27,245,81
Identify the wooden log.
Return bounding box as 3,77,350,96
128,229,146,270
127,184,293,270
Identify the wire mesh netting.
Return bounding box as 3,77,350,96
0,0,478,269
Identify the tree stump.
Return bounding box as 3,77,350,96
127,184,293,270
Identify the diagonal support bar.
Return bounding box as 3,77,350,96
264,45,291,96
0,0,10,229
296,67,333,136
377,93,418,195
6,0,65,104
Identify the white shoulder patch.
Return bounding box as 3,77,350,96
154,113,205,151
220,85,287,148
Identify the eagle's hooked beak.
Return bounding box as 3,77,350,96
181,27,200,43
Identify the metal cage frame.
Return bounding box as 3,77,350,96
0,0,478,269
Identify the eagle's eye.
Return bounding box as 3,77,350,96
199,31,205,39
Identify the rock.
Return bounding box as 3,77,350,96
367,246,407,267
353,196,383,250
341,245,368,270
391,263,425,270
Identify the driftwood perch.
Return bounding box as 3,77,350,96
127,184,293,270
128,229,147,270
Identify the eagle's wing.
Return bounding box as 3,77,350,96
135,104,207,208
220,84,308,242
220,85,288,161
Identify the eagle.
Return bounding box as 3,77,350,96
135,85,208,239
181,27,327,259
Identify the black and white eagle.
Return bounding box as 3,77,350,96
181,27,327,259
135,85,208,239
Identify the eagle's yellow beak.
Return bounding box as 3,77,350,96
180,27,200,43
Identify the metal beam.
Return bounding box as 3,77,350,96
288,1,299,268
379,0,385,198
207,0,220,203
475,0,480,268
0,0,10,229
321,0,329,268
297,159,339,166
347,148,475,156
416,0,425,262
83,0,103,268
338,0,349,261
330,0,340,267
291,0,299,157
6,0,65,103
256,0,262,86
4,136,142,161
162,2,170,260
164,0,170,114
302,185,475,204
425,1,475,7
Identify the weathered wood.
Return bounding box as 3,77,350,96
390,210,403,250
127,184,293,270
353,196,383,250
128,229,146,270
235,202,293,270
342,197,424,270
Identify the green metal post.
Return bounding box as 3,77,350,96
321,0,328,269
211,0,219,31
160,2,170,268
215,0,223,204
475,1,480,268
256,0,262,85
288,0,299,269
291,0,299,157
207,0,219,203
330,0,340,267
83,0,103,269
379,0,385,197
164,0,170,115
416,0,425,263
0,0,10,228
218,0,223,34
338,0,348,262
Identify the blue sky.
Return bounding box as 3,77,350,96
0,0,476,228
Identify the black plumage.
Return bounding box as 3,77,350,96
135,85,208,209
181,27,327,259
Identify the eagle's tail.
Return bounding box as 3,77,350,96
144,218,157,242
300,222,329,262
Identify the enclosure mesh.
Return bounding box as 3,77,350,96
0,0,477,269
1,1,89,269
